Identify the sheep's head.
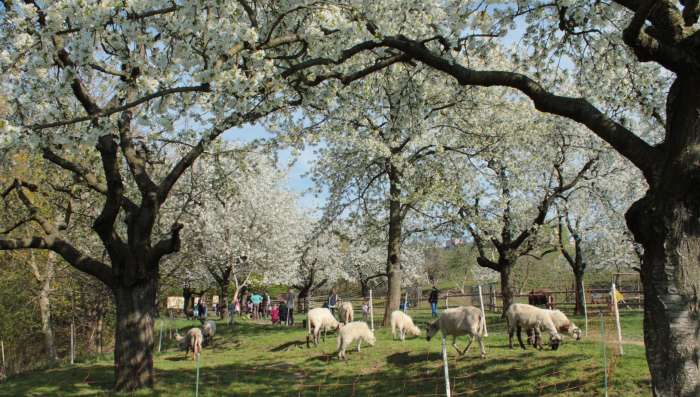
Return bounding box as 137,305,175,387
174,332,183,342
571,326,582,341
408,324,422,337
550,334,561,350
425,321,440,341
366,332,376,346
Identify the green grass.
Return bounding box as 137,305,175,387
0,310,650,397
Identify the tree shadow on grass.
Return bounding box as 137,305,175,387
270,340,307,352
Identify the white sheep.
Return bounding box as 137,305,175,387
505,303,561,350
548,310,582,340
426,306,486,357
306,307,342,347
338,301,354,324
336,321,376,359
390,310,421,341
201,320,216,346
175,327,203,360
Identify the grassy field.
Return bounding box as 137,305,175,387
1,309,650,396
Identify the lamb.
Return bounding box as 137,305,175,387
175,327,203,360
338,301,354,324
505,303,561,350
306,307,342,347
336,321,376,359
390,310,421,341
426,306,486,358
201,320,217,346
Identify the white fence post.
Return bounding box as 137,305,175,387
369,289,375,332
611,283,624,355
403,292,408,313
1,339,5,371
441,336,452,397
478,285,488,337
582,281,589,337
70,321,75,365
600,311,608,397
158,320,164,353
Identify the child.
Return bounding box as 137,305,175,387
362,299,369,321
271,304,280,325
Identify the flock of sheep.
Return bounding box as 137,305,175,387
175,301,581,361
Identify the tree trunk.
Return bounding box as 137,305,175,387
38,276,58,364
573,270,585,316
383,171,403,326
499,263,515,317
183,288,194,319
219,283,229,320
625,75,700,397
113,280,157,392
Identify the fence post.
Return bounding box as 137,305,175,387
490,286,497,312
611,283,624,355
195,352,201,397
1,339,5,372
441,336,452,397
403,292,408,313
70,321,75,365
582,281,589,337
600,311,608,397
158,320,164,353
369,289,374,332
478,285,488,337
445,291,449,310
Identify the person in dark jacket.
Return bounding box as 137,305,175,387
429,286,439,317
327,288,339,317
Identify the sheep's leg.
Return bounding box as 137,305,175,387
451,335,465,356
401,329,405,342
516,326,527,350
476,335,486,358
508,327,515,349
534,328,543,350
357,339,362,352
463,335,473,353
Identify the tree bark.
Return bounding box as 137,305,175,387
624,74,700,397
573,269,585,316
383,166,403,326
38,276,58,364
219,283,229,319
499,262,515,316
113,280,157,392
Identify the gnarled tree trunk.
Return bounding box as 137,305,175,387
383,168,403,326
113,279,157,391
499,262,515,316
626,75,700,397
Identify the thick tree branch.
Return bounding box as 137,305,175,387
379,36,659,178
150,223,184,264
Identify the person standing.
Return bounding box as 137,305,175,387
227,300,235,327
429,286,439,317
286,289,295,326
327,288,339,317
251,292,262,320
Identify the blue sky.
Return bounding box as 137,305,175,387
223,124,324,211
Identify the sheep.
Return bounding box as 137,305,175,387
526,309,581,345
338,301,354,324
505,303,561,351
306,307,342,347
175,327,203,360
201,320,216,346
548,310,582,340
390,310,421,341
426,306,486,358
336,321,376,360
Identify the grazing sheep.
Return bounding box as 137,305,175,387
338,301,354,324
548,310,582,340
390,310,421,341
336,321,376,360
307,307,342,347
175,327,203,360
506,303,561,351
201,320,217,346
527,309,581,345
426,306,486,358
